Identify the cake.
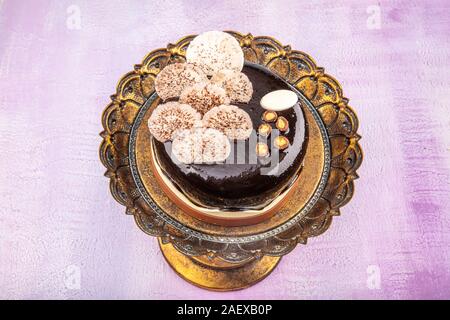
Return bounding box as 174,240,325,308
148,31,308,212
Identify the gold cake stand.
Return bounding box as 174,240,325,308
99,31,362,291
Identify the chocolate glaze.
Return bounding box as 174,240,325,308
154,64,308,210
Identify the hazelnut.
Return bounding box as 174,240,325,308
256,142,270,158
258,123,272,137
274,136,289,150
262,110,277,122
276,116,289,132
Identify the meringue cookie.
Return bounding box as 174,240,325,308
148,102,201,142
155,63,207,100
172,127,231,164
186,31,244,76
203,105,253,140
211,69,253,103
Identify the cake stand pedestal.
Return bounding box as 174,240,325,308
159,239,281,291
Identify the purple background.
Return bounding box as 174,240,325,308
0,0,449,299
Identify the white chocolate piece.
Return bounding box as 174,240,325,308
260,89,298,111
186,31,244,76
172,127,231,164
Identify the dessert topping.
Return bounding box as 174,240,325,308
148,102,201,142
256,142,270,158
273,136,290,150
179,82,230,115
275,116,289,132
203,105,253,140
210,69,253,103
260,89,298,111
186,31,244,76
155,63,207,100
172,127,231,164
262,110,278,122
258,123,272,137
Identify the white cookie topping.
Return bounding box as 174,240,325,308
202,105,253,140
260,89,298,111
172,127,231,164
211,69,253,103
148,102,201,142
186,31,244,76
179,82,230,115
155,63,207,100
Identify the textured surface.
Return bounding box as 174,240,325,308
0,0,449,299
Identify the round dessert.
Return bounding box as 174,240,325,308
153,64,308,210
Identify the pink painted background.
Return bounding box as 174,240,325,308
1,0,449,299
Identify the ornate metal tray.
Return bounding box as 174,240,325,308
99,31,362,291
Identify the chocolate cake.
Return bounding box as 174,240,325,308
147,31,308,211
153,64,307,210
